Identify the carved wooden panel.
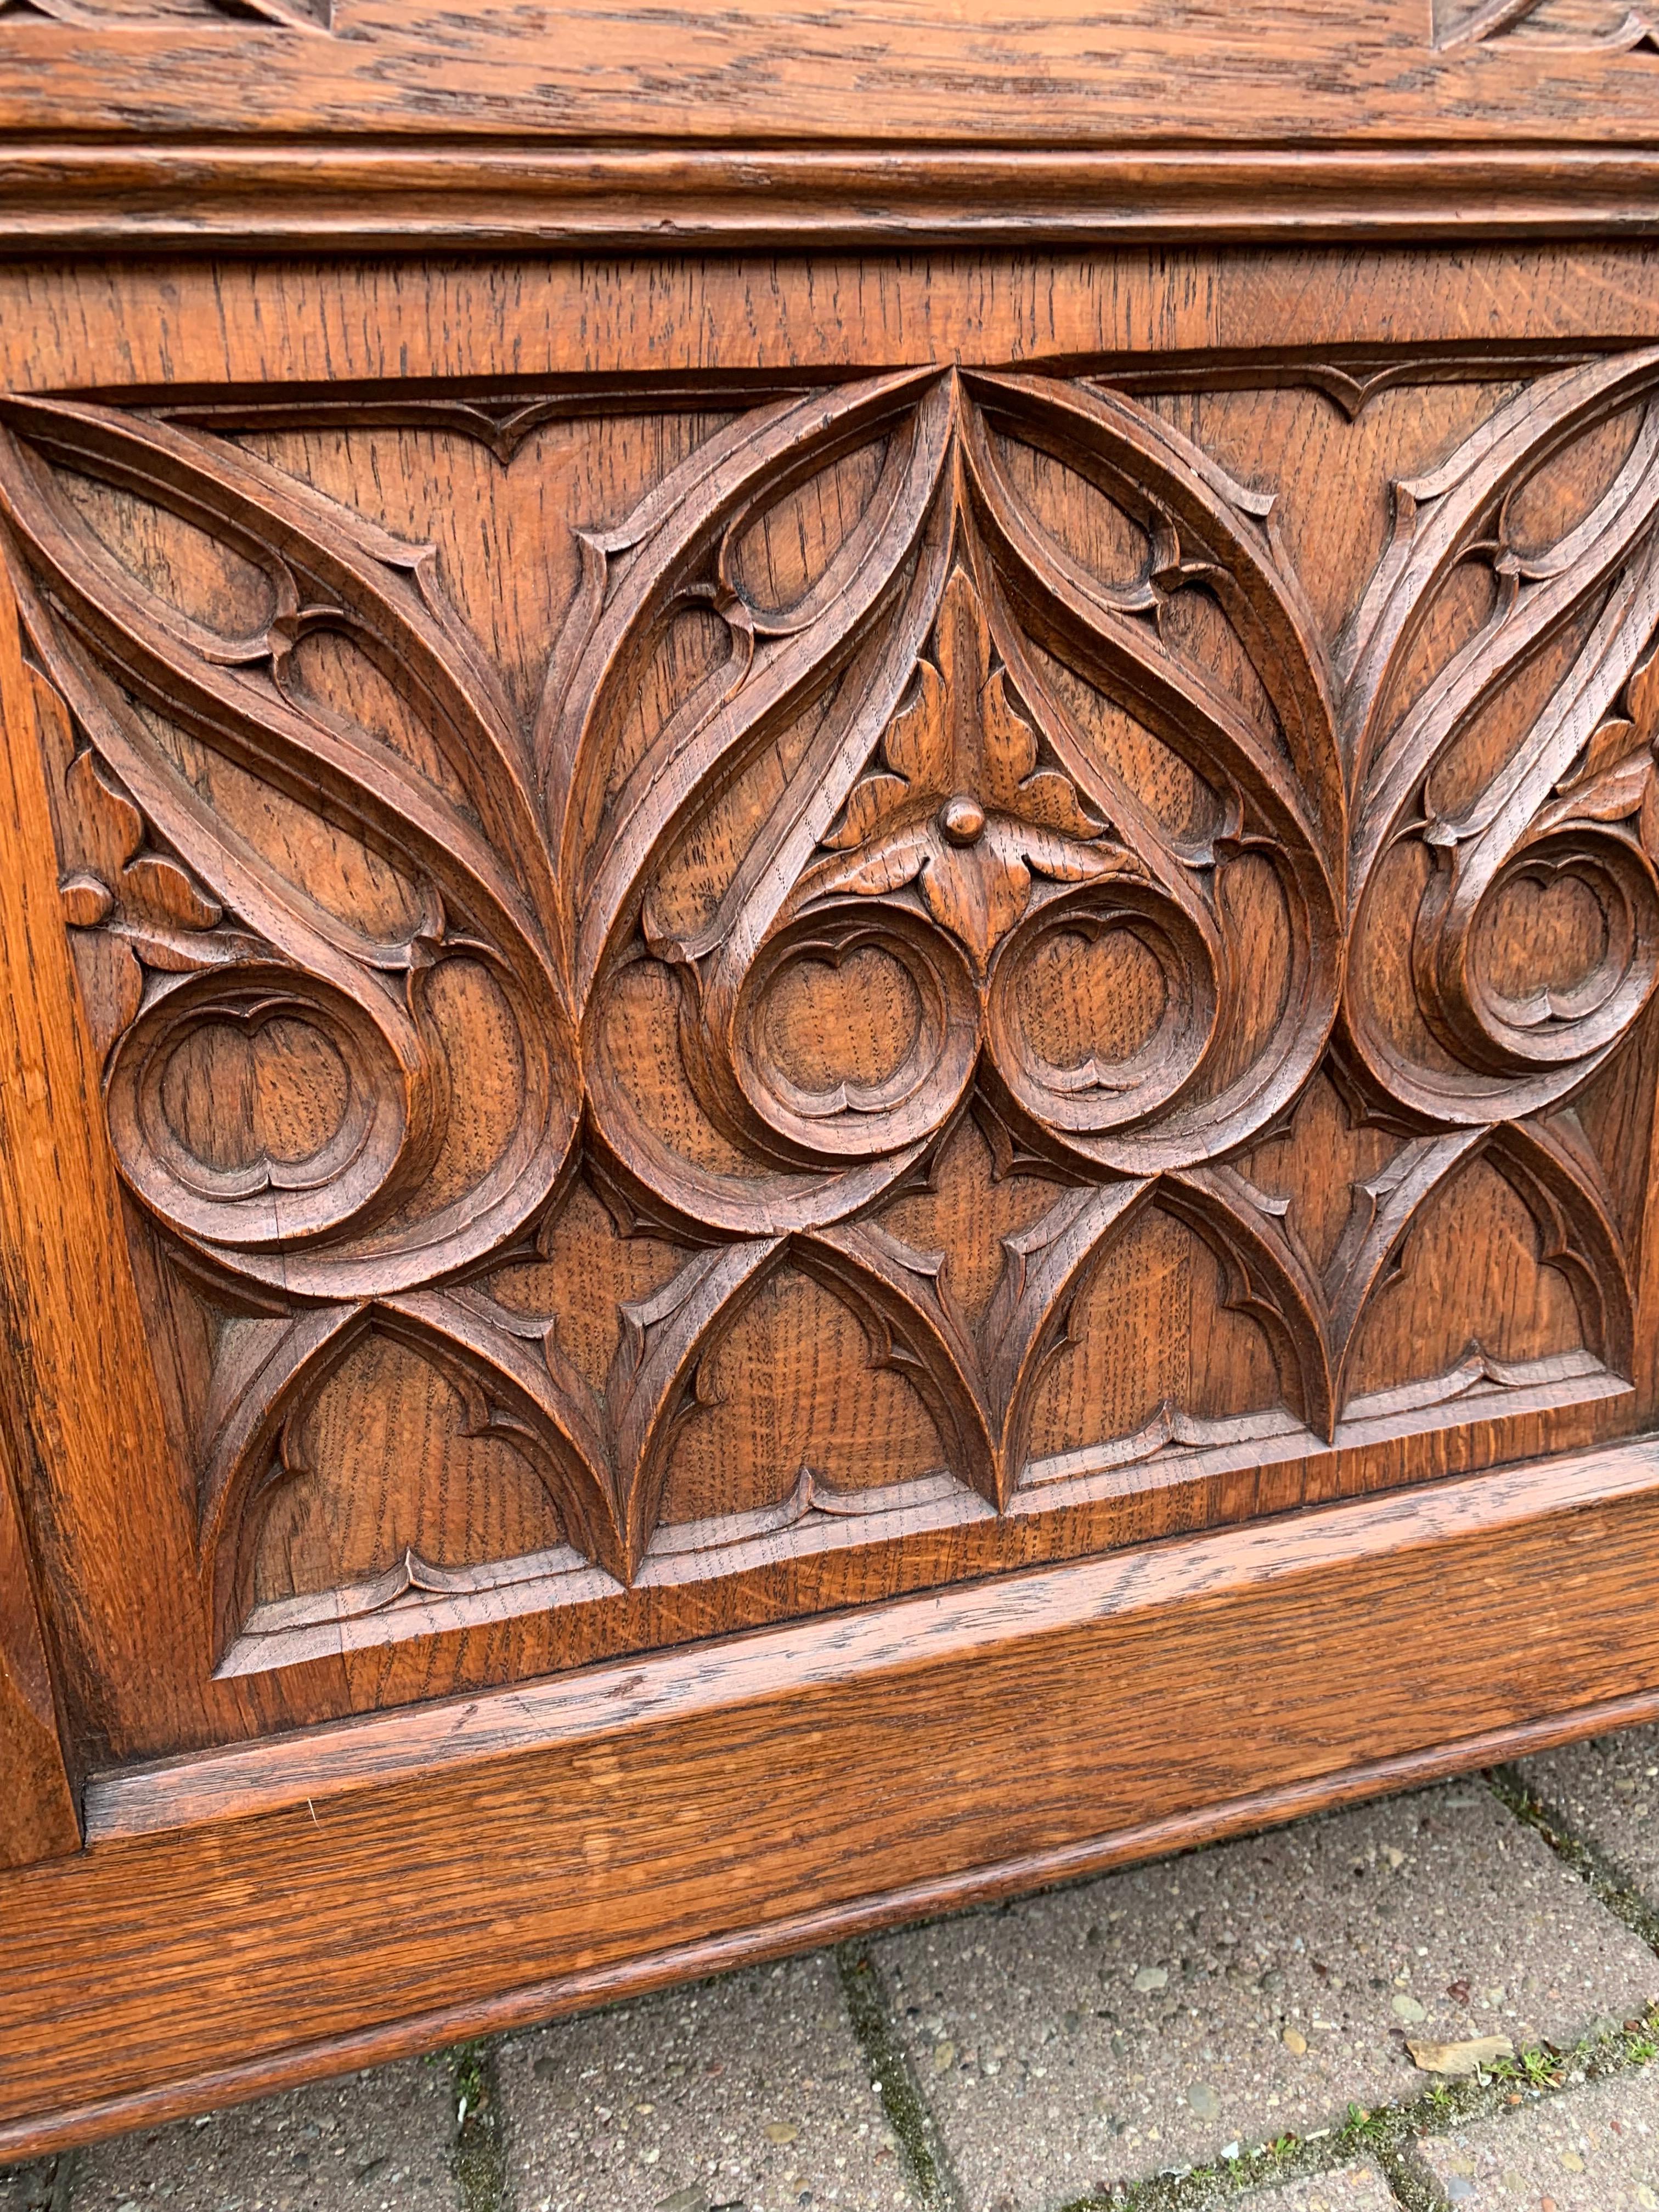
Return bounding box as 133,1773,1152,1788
1434,0,1659,50
0,0,329,24
5,349,1656,1696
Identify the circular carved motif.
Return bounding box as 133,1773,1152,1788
108,968,404,1244
734,911,979,1156
750,937,926,1110
156,1011,353,1182
987,888,1217,1151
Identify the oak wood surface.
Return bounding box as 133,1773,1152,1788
18,148,1659,253
0,542,228,1766
17,1691,1659,2166
6,247,1659,397
7,1438,1659,2159
6,7,1659,2145
5,301,1658,1750
82,1431,1659,1842
0,1412,78,1866
5,1,1659,150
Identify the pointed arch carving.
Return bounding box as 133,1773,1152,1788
7,350,1655,1672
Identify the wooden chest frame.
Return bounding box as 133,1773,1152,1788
9,0,1659,2160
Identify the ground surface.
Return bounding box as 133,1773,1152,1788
10,1733,1659,2212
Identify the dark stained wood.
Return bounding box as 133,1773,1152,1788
7,1438,1659,2160
18,149,1659,252
7,0,1659,2150
0,1414,78,1866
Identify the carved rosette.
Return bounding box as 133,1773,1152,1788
3,352,1657,1667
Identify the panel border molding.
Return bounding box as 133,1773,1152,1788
10,145,1659,253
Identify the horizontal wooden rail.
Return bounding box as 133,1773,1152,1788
7,1435,1659,2160
9,146,1659,253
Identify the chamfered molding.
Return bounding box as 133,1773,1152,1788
8,146,1659,252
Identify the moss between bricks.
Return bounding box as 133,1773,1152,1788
1053,2002,1659,2212
838,1941,963,2211
1051,1752,1659,2212
449,2040,507,2212
1489,1762,1659,1957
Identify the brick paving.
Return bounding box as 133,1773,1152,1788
1240,2172,1396,2212
10,1732,1659,2212
870,1781,1655,2207
67,2062,458,2212
1514,1726,1659,1902
496,1953,907,2212
1417,2060,1659,2208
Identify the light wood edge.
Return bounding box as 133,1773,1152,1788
86,1435,1659,1839
20,1680,1659,2163
9,145,1659,250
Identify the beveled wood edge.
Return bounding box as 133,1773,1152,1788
8,144,1659,251
21,1679,1659,2164
85,1433,1659,1841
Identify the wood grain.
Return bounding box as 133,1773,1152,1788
8,250,1659,400
4,343,1655,1724
5,20,1659,2139
6,1436,1659,2157
84,1430,1659,1842
0,1412,78,1866
17,148,1659,252
7,1,1659,151
0,533,228,1761
14,1687,1659,2163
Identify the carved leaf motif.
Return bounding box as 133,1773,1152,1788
59,873,113,928
803,566,1125,975
57,745,228,972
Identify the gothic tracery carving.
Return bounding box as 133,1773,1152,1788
5,352,1656,1667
